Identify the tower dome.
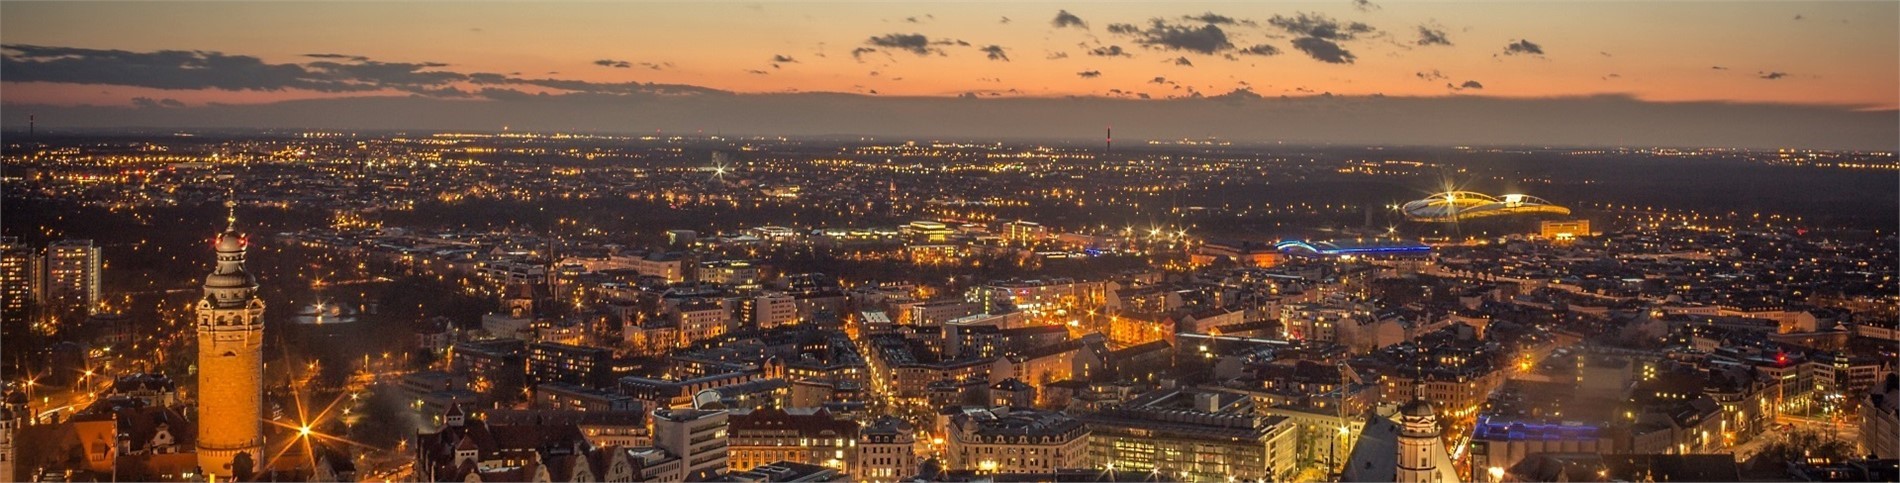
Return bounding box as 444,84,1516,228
1400,397,1435,418
203,202,258,294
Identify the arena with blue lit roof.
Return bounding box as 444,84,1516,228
1401,191,1570,222
1274,238,1432,257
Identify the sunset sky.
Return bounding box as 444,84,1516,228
3,1,1896,148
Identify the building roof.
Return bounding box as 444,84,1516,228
1340,411,1458,483
728,407,857,437
1400,397,1435,418
1506,453,1742,482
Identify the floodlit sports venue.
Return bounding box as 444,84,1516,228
1401,191,1571,222
1274,239,1432,257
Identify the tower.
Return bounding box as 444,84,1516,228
1395,398,1445,483
195,201,266,478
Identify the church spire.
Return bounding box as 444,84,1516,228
224,186,239,232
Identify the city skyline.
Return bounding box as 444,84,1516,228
2,3,1896,483
4,2,1898,149
3,131,1895,483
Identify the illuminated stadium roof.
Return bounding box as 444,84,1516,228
1401,191,1570,222
1274,239,1431,256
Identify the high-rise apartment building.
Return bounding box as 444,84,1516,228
41,239,100,316
0,238,35,324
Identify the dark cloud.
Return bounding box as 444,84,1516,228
1115,20,1235,54
1106,23,1140,35
1239,44,1282,56
306,53,370,62
1053,10,1088,29
772,55,797,63
1077,70,1102,78
1267,13,1375,41
1793,14,1804,20
4,44,735,100
1170,56,1193,66
1352,0,1380,12
303,59,468,89
1046,52,1070,60
850,47,878,61
866,33,936,55
1416,26,1453,46
1149,76,1169,84
1088,45,1130,57
1711,66,1728,70
999,16,1011,24
2,44,373,92
467,88,527,100
1416,69,1447,81
405,86,477,98
468,73,511,84
1502,39,1544,56
746,69,770,75
1210,87,1263,101
1182,12,1250,26
980,45,1010,61
1759,71,1788,80
508,78,721,96
594,59,632,68
5,43,618,99
1265,13,1374,63
131,97,186,108
1450,80,1483,90
1290,37,1355,64
639,62,671,71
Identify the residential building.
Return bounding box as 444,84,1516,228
944,407,1088,474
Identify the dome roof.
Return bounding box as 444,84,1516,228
1400,397,1435,418
204,270,256,289
205,228,255,289
215,230,246,252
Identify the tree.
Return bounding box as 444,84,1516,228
1751,429,1856,469
231,451,256,482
